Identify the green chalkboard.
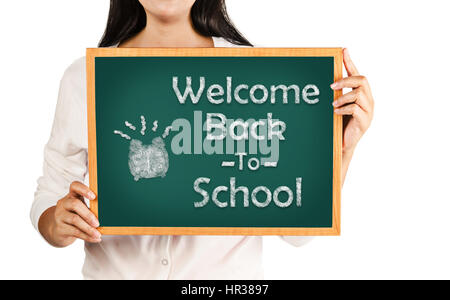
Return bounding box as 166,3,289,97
87,48,342,236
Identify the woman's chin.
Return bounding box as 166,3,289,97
140,0,195,22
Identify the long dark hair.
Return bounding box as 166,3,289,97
99,0,252,47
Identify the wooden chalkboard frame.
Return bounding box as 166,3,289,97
86,48,343,236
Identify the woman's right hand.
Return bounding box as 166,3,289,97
39,181,101,247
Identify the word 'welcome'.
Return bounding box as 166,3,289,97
173,77,320,105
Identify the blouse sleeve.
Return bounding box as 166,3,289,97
30,57,88,232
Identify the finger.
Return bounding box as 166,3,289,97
63,198,100,228
331,75,367,90
332,89,359,107
334,103,364,118
69,181,96,201
343,48,359,76
63,212,101,240
332,88,370,112
60,223,101,243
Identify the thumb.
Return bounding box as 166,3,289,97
343,48,360,76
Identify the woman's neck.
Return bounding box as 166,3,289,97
119,13,213,48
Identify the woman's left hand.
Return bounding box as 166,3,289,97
331,48,374,154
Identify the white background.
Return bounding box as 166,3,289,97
0,0,449,280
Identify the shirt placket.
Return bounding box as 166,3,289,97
159,235,172,279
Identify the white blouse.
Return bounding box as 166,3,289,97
31,36,312,280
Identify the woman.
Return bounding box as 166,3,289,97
31,0,374,279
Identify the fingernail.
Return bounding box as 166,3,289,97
330,83,338,89
93,230,102,239
332,101,338,107
92,218,100,228
88,191,96,200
